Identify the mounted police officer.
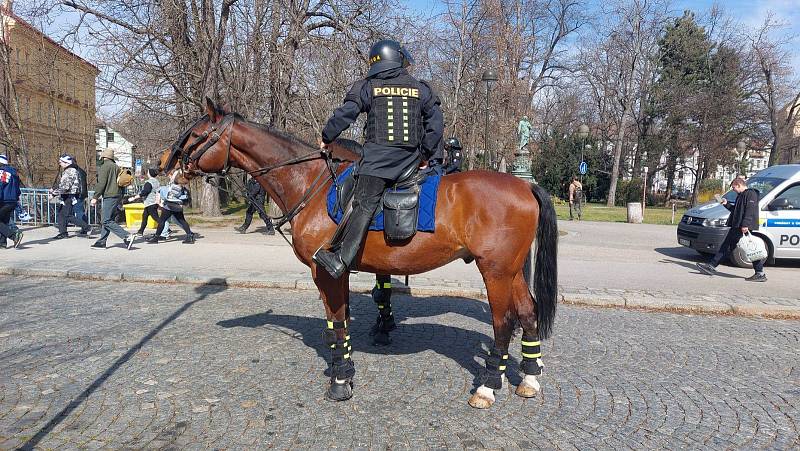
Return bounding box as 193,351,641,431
313,39,444,279
443,137,463,173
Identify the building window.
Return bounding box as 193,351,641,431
107,132,115,142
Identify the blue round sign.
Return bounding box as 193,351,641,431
579,161,588,175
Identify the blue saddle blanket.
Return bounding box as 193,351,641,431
326,166,441,232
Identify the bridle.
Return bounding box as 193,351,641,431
165,112,342,245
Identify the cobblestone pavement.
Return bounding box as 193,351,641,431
1,276,799,449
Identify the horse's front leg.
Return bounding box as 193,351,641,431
313,266,354,401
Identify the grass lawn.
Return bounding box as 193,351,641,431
554,202,687,225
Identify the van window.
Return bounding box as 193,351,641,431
774,185,800,209
722,176,786,203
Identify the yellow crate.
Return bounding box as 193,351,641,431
124,202,157,229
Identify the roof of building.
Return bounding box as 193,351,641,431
1,6,99,73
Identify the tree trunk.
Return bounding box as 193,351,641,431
607,109,628,207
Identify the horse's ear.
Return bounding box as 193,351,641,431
205,97,219,121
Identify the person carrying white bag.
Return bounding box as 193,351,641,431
697,178,767,282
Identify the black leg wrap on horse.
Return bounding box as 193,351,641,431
520,334,543,376
480,348,509,390
325,320,354,380
370,276,396,344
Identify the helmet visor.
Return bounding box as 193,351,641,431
399,46,414,67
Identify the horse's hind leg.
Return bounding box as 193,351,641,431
312,267,355,401
468,271,516,409
369,274,396,346
511,272,544,398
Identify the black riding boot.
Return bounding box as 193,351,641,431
370,274,396,345
314,175,388,278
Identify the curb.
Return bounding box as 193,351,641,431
1,266,798,319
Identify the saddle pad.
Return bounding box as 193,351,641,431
326,165,441,232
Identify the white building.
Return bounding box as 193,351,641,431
96,125,135,169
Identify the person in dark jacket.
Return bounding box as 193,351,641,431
313,39,444,278
91,149,136,249
235,177,275,235
443,137,463,174
0,154,24,248
72,161,89,224
697,178,766,281
128,168,161,236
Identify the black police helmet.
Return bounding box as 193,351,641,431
444,137,462,150
367,39,414,77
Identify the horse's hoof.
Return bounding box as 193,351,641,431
516,374,541,398
372,331,392,346
325,379,353,402
468,385,495,409
515,383,539,398
468,392,494,409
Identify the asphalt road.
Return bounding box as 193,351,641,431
1,277,798,449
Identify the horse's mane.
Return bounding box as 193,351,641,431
233,113,316,150
232,112,363,158
332,138,364,156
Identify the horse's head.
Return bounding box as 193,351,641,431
160,98,236,177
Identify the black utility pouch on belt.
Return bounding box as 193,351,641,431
382,187,419,241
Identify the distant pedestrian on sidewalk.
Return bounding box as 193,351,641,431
72,158,90,224
235,176,275,235
128,168,161,236
568,176,583,221
697,178,767,282
0,154,24,249
147,171,195,244
51,155,92,239
90,149,136,250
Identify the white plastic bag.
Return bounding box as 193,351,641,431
737,233,768,263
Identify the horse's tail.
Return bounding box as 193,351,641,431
523,183,559,340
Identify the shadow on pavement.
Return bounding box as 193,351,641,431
19,280,229,451
654,246,706,261
216,292,525,387
659,258,741,279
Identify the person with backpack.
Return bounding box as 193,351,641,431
127,168,161,237
0,154,24,249
90,149,136,249
147,171,195,244
51,155,92,239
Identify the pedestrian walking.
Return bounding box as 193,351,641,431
697,178,767,282
568,176,583,221
0,154,24,248
127,168,161,236
235,177,275,235
51,155,92,239
147,171,195,244
90,149,136,249
72,159,89,224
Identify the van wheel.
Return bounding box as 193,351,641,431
729,234,769,268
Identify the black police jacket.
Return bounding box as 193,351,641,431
321,68,443,181
724,188,760,230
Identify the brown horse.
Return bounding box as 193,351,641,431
161,98,558,409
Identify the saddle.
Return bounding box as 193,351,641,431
336,164,426,241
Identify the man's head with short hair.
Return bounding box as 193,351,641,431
572,175,578,182
148,168,159,177
731,177,747,193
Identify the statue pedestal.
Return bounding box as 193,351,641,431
511,149,534,182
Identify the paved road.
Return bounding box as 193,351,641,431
1,277,798,449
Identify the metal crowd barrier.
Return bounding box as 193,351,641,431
17,188,101,226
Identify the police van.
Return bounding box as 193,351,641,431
677,164,800,267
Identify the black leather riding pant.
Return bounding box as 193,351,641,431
338,175,390,268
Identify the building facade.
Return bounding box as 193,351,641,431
96,125,135,170
0,3,99,186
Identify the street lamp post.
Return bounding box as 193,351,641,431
481,70,498,169
577,124,589,183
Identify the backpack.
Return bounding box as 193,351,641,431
117,167,133,187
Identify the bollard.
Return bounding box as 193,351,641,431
627,202,643,224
